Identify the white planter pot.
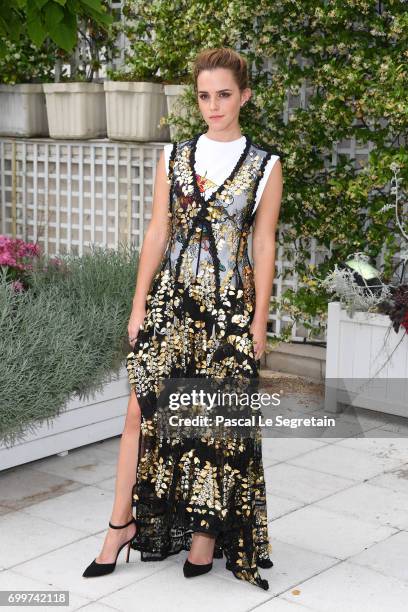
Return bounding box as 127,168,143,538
325,301,408,417
0,366,129,471
0,84,48,137
104,81,169,141
164,83,189,140
43,82,107,139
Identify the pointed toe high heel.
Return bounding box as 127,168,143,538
82,517,137,578
183,558,213,578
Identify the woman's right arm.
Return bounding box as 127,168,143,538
128,149,171,345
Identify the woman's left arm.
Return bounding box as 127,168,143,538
251,158,283,360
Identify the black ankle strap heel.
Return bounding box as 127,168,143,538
82,517,137,578
108,517,135,530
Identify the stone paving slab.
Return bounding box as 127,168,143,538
1,373,407,611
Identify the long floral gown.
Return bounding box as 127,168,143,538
126,131,275,590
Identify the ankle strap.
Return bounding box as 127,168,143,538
109,517,135,529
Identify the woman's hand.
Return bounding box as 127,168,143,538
249,316,268,360
128,306,146,349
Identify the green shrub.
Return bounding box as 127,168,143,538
0,38,58,84
0,244,139,446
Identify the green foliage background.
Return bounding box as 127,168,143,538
114,0,408,338
0,0,112,54
0,38,58,84
0,0,114,82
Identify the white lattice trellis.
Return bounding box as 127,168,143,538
0,138,162,255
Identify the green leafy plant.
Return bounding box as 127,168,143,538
0,243,139,446
0,0,112,55
0,37,60,84
107,0,229,83
0,0,116,83
56,2,120,82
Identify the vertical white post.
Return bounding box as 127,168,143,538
139,146,145,251
67,144,72,252
325,301,341,413
55,144,60,252
33,143,38,243
79,145,84,256
22,142,27,242
126,146,132,246
114,145,119,249
44,142,49,254
91,145,95,247
0,141,5,234
103,146,107,246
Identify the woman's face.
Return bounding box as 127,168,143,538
196,67,251,133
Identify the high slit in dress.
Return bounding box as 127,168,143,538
126,131,275,590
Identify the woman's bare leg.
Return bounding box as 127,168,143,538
95,388,141,563
93,389,215,565
188,533,216,564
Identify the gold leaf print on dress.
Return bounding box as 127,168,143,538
126,133,274,591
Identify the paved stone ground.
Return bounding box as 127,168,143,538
1,372,407,611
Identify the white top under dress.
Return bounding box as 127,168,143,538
163,133,280,215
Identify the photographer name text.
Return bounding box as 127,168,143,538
168,415,336,429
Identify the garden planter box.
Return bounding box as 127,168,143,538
0,366,129,471
104,81,170,141
164,84,189,140
43,82,107,139
325,301,408,418
0,84,48,137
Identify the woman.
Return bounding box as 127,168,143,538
83,46,282,590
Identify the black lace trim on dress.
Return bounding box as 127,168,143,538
246,150,274,223
161,142,178,277
168,141,178,185
185,133,252,300
167,142,178,215
189,132,252,206
174,134,249,303
231,150,273,287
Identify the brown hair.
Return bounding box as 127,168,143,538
192,47,249,92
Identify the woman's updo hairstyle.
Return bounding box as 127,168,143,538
192,47,249,93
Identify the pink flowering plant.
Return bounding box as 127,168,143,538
0,235,41,290
0,235,68,292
